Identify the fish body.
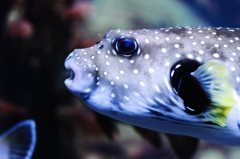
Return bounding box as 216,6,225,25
65,26,240,146
0,120,36,159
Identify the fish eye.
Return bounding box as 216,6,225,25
170,59,211,114
112,37,138,57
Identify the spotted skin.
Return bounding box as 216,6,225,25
65,27,240,146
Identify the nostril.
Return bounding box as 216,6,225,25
69,70,75,80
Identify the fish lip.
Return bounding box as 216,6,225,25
64,59,74,80
64,53,77,90
64,52,95,96
69,70,75,80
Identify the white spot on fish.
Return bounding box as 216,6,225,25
85,88,91,93
213,53,220,58
187,54,194,59
231,67,236,71
205,36,210,39
176,36,180,40
123,84,129,89
235,37,239,40
144,54,150,59
87,73,92,78
129,60,135,64
237,47,240,51
119,59,124,63
139,82,145,87
196,57,202,61
218,37,222,41
192,42,197,45
124,96,130,101
106,61,110,65
154,85,160,92
110,81,114,85
214,44,219,48
116,76,120,80
161,48,167,53
134,92,140,97
175,54,181,58
120,70,124,74
199,50,204,54
133,69,139,74
165,37,170,41
200,41,205,44
111,93,115,98
112,50,117,55
91,56,95,59
223,44,228,48
149,68,154,73
97,51,101,54
155,36,159,40
236,77,240,82
103,71,108,76
145,39,149,44
174,44,180,48
165,62,170,66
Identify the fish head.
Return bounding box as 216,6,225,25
65,27,240,145
65,29,184,116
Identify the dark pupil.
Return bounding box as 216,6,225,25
117,39,136,55
170,59,211,114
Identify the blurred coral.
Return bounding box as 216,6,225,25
62,1,95,20
0,99,25,115
8,19,34,38
59,105,105,136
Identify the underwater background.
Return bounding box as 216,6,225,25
1,0,240,158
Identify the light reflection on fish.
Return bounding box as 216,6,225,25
65,26,240,146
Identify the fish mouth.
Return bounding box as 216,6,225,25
65,69,75,80
64,57,78,89
69,70,75,80
64,58,75,81
64,54,95,97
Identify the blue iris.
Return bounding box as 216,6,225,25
114,38,138,57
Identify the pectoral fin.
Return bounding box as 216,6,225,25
191,60,237,126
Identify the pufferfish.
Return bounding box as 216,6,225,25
65,26,240,146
